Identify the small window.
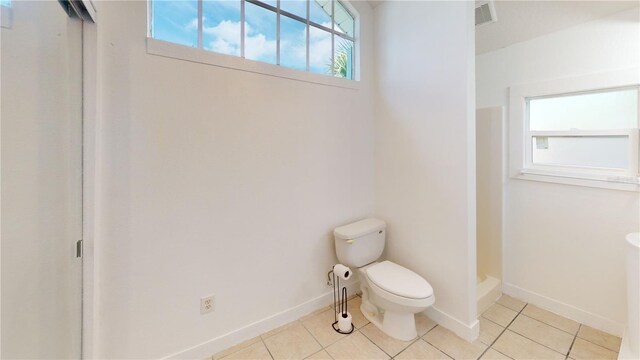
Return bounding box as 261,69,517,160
149,0,357,80
524,87,639,180
1,0,11,29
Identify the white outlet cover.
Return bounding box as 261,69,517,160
200,295,215,314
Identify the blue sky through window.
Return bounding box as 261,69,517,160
151,0,354,79
152,0,198,47
203,1,241,56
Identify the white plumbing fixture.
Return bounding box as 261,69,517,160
620,233,639,360
334,218,435,341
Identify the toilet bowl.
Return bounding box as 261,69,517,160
334,218,435,341
359,261,435,340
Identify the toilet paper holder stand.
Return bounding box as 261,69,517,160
327,269,355,335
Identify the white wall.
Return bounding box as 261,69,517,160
373,1,478,339
1,2,83,358
477,8,640,335
88,1,375,358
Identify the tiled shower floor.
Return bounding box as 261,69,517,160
207,294,622,360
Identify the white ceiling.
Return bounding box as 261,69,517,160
476,1,640,54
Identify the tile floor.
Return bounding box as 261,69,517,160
208,294,622,360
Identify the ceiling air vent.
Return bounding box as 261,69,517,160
475,1,497,27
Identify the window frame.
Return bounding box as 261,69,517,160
509,69,640,191
146,0,359,85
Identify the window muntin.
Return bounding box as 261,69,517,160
149,0,356,80
524,87,640,178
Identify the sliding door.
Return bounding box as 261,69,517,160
1,1,83,357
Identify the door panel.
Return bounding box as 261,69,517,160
1,1,83,358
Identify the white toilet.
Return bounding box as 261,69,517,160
334,218,435,341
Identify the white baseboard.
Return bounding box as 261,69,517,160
165,281,361,359
503,282,624,337
424,306,479,342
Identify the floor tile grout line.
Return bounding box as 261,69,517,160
510,314,582,352
506,308,599,357
516,305,621,354
358,324,414,359
306,347,334,360
500,305,573,358
298,317,324,351
476,302,529,359
260,336,276,360
418,330,455,360
572,329,622,354
517,312,579,337
565,324,580,360
215,336,263,360
422,325,462,360
214,294,619,360
393,337,453,360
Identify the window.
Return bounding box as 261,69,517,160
515,84,640,187
1,0,11,29
149,0,356,80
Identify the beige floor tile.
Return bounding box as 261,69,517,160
300,306,332,322
325,331,390,360
263,322,322,360
508,315,574,355
521,305,580,334
492,330,564,360
213,337,262,359
479,318,504,345
416,314,438,336
220,341,273,360
359,323,414,357
305,350,333,360
261,321,300,340
569,338,618,360
301,308,349,347
577,325,622,352
346,296,370,329
395,339,450,360
423,325,487,359
482,304,518,327
480,348,512,359
496,295,526,312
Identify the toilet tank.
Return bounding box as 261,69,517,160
334,218,386,268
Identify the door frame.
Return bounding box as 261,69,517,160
81,15,98,359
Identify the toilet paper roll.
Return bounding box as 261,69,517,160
338,311,352,333
333,264,352,280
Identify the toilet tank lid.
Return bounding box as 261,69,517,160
334,218,386,240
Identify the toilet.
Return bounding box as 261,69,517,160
334,218,435,341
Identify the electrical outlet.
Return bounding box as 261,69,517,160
200,295,215,314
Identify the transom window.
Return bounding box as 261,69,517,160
524,86,639,181
150,0,356,79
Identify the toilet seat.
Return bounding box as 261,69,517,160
366,261,434,299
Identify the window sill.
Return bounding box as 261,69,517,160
513,169,640,192
146,38,361,90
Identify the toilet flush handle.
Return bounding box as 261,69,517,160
346,239,354,244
